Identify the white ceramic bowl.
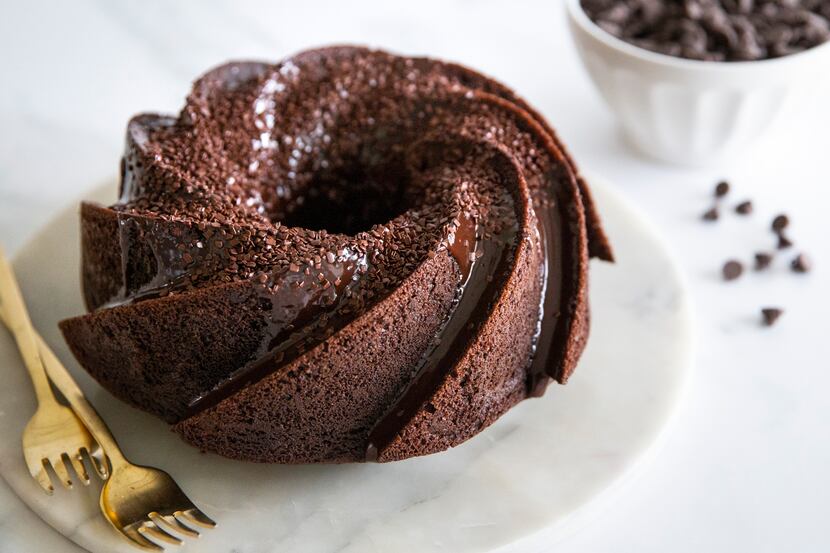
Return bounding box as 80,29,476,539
566,0,830,166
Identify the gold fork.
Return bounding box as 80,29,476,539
0,248,107,493
0,251,216,550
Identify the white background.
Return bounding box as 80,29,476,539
0,1,828,552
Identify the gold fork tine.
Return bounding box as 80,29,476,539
64,451,90,485
45,457,73,489
122,523,163,551
151,512,200,538
140,521,183,546
180,507,216,528
30,461,54,494
79,446,109,480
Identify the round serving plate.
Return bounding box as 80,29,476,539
0,173,693,553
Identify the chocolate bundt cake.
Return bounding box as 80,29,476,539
60,46,613,463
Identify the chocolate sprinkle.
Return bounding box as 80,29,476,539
715,180,730,198
761,307,783,327
722,259,744,281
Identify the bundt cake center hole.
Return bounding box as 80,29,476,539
279,164,415,235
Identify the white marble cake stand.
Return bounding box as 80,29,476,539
0,173,692,553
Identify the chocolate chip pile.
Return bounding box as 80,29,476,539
701,180,812,326
581,0,830,61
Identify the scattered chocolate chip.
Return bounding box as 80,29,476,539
771,214,789,232
702,206,719,221
735,200,753,215
722,259,744,281
777,234,793,250
761,308,783,327
754,252,773,270
791,253,811,273
715,180,730,198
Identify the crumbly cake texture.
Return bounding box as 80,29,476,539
60,46,613,463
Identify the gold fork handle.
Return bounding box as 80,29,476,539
0,249,60,406
0,307,128,467
0,247,129,469
33,329,129,468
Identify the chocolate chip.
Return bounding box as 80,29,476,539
715,180,730,198
777,234,793,250
754,252,773,270
722,259,744,281
791,253,811,273
580,0,830,62
735,200,753,214
702,206,719,221
761,307,783,327
771,214,789,232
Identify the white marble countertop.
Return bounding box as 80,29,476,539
0,1,828,552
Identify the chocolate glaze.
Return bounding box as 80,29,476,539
365,213,516,460
106,211,223,307
446,212,479,279
366,169,568,456
184,250,368,416
526,191,565,397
